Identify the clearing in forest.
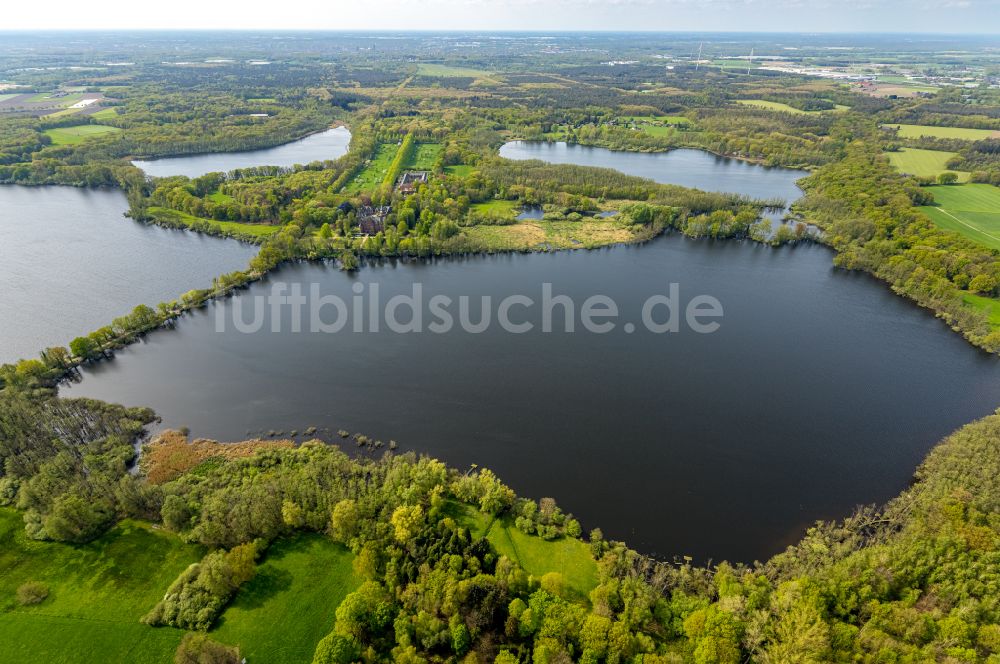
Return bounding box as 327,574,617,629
211,534,358,664
887,148,968,181
44,124,121,145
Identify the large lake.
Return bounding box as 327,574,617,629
499,141,805,204
133,126,352,179
65,239,1000,562
0,185,257,364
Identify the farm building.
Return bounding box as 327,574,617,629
396,171,429,194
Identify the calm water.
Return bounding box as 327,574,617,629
65,239,1000,562
133,126,351,178
499,141,805,203
0,185,257,364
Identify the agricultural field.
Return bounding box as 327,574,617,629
887,148,968,181
919,184,1000,251
343,143,400,193
211,534,358,664
0,509,201,664
736,99,849,114
403,142,442,170
43,124,121,145
149,207,282,240
884,124,1000,140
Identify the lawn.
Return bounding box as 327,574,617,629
343,143,400,193
452,504,598,603
884,124,999,141
919,184,1000,251
887,148,968,181
404,142,442,170
0,508,201,663
44,124,121,145
149,207,282,240
212,534,358,664
736,100,848,114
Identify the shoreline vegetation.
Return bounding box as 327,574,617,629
2,390,1000,662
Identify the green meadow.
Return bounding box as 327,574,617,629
470,199,520,217
404,142,442,170
44,124,121,145
919,184,1000,251
90,107,120,121
455,504,599,603
445,164,475,177
212,534,358,664
344,143,400,192
0,508,201,664
885,124,999,141
887,148,968,181
736,99,848,114
149,207,282,240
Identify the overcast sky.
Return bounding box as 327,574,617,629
4,0,999,33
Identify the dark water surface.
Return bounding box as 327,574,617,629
66,238,1000,562
132,126,351,178
499,141,805,203
0,185,257,364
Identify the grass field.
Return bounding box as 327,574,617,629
0,508,201,664
90,107,120,121
963,293,1000,326
453,504,598,602
884,124,999,141
27,92,84,105
44,124,121,145
344,143,400,193
212,534,358,664
445,164,475,177
919,184,1000,251
416,63,501,86
417,63,491,78
471,199,520,218
736,99,849,114
149,207,282,240
887,148,968,181
404,142,442,170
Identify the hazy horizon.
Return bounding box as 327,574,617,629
3,0,998,34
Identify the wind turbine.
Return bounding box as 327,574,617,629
695,42,703,71
747,47,754,76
